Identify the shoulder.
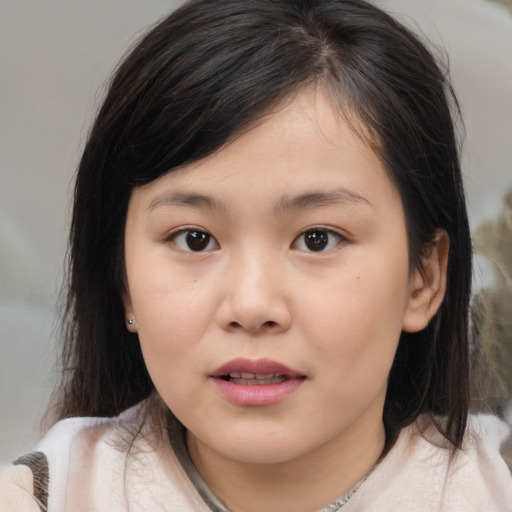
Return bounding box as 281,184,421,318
33,401,146,466
464,413,512,468
0,402,147,512
345,414,512,511
443,414,512,510
0,462,43,512
0,414,102,512
2,401,210,512
409,414,512,510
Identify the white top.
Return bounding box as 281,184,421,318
1,401,511,511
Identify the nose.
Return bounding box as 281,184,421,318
216,250,292,335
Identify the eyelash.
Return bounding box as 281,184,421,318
166,226,347,253
292,227,347,253
167,227,219,253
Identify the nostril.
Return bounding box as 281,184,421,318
228,320,279,332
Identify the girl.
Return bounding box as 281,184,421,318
2,0,511,510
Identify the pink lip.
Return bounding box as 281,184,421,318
210,358,305,406
210,358,303,378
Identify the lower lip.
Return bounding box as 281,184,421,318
212,377,305,406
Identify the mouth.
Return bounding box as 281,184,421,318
210,358,305,406
219,372,291,385
210,357,304,382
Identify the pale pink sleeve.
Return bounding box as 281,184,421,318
0,464,42,512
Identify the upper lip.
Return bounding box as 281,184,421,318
210,358,303,378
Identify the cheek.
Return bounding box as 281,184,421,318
128,264,218,376
133,284,213,411
129,247,213,327
300,256,409,385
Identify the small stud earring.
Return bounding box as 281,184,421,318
128,318,135,325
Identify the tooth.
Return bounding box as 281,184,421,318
241,372,255,379
230,376,288,385
255,373,274,379
229,372,242,378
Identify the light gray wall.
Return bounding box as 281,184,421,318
1,0,511,461
0,0,183,461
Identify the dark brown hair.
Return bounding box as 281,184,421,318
53,0,472,451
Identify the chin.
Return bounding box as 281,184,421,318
200,428,318,466
221,443,304,465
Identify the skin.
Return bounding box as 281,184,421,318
123,88,448,512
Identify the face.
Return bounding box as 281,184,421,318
123,89,427,467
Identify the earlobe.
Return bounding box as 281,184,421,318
402,230,449,333
122,293,138,333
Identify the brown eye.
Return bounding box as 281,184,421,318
293,228,344,252
186,231,210,251
304,230,329,251
172,229,218,252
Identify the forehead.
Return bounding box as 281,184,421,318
128,87,401,220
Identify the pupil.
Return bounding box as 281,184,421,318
186,231,210,251
305,230,328,251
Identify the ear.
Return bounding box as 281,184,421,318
122,292,138,333
402,230,449,333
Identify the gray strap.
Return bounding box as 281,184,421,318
168,416,231,512
167,413,369,511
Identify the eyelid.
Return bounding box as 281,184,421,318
163,225,194,242
291,226,349,252
165,225,219,252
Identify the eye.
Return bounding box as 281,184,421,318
171,229,219,252
293,228,345,252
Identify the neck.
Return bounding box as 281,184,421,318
186,416,385,512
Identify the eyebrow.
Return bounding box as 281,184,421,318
146,187,372,214
274,188,373,214
147,192,223,213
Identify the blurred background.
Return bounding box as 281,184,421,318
1,0,511,461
